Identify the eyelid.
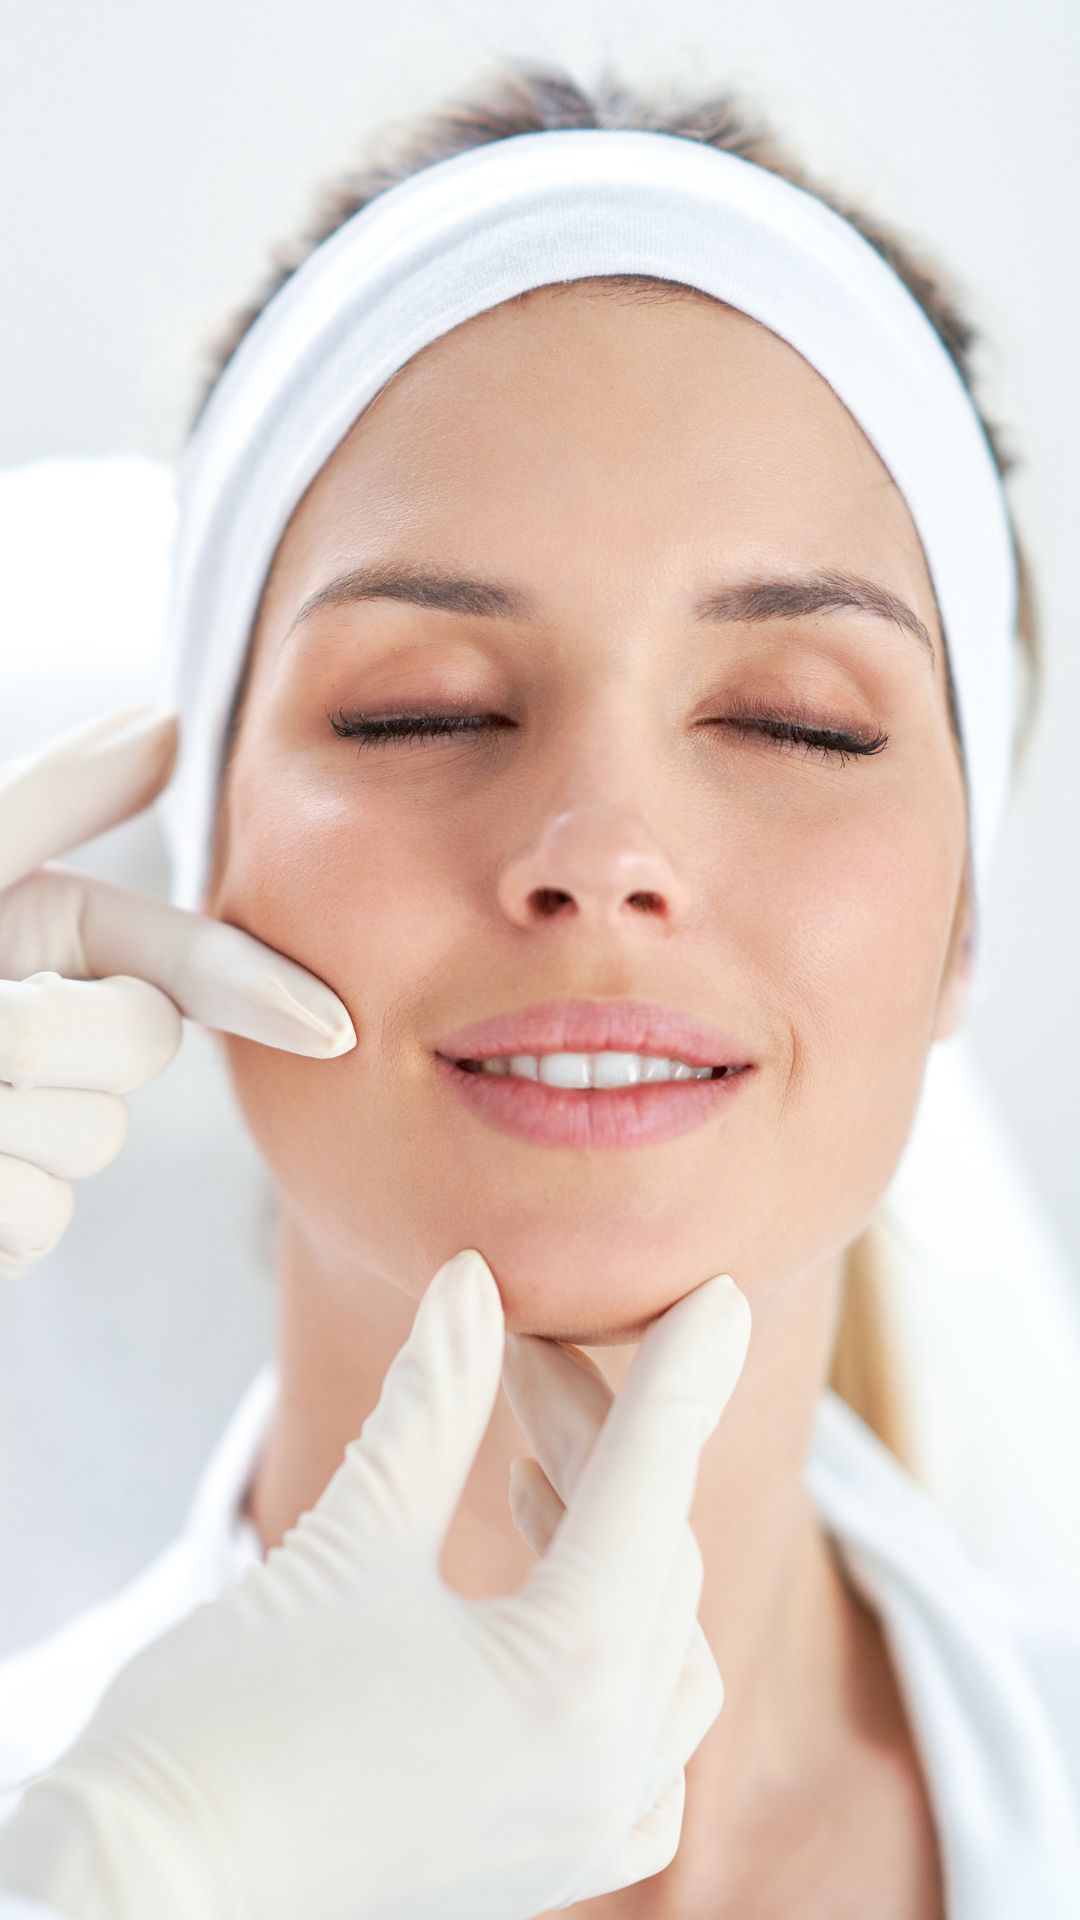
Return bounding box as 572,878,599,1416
326,692,880,735
326,702,890,765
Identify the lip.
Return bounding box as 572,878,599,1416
433,1051,753,1150
432,997,752,1071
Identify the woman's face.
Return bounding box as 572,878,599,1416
205,284,972,1338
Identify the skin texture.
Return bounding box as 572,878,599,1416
203,283,969,1912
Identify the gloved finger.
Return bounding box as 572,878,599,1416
501,1325,613,1503
635,1525,710,1744
518,1274,751,1671
0,973,181,1092
0,864,355,1061
565,1768,687,1904
0,705,179,892
647,1613,725,1796
507,1453,564,1550
0,704,355,1058
0,1153,75,1270
508,1452,720,1776
0,1084,128,1177
288,1250,506,1575
503,1325,713,1710
567,1637,724,1905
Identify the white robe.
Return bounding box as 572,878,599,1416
1,1366,1078,1918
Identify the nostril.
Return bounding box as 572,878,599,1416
531,888,572,917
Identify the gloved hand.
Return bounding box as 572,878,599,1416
0,1247,752,1920
0,704,356,1277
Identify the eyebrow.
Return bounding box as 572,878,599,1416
284,562,936,662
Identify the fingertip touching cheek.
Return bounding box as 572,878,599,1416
202,286,971,1338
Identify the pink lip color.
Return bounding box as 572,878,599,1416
433,996,749,1071
433,1052,753,1150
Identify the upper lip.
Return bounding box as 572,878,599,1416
434,998,753,1070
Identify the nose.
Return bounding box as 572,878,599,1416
497,802,692,930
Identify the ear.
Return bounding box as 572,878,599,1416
932,872,975,1043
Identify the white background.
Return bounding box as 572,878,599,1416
0,1,1077,1650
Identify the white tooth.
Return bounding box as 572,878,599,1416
588,1051,643,1089
508,1053,539,1080
480,1055,511,1075
538,1051,594,1089
639,1055,675,1082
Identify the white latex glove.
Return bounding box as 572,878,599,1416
0,704,356,1277
499,1312,728,1900
0,1247,752,1920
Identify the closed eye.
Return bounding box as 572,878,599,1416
326,707,890,767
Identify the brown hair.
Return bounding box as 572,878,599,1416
189,58,1041,1475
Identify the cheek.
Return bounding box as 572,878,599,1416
215,753,444,1015
748,761,964,1251
207,753,467,1264
778,809,957,1042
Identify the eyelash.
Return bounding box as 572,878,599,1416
326,705,890,768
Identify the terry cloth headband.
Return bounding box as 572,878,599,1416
155,125,1022,953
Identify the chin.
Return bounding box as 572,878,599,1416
499,1287,690,1347
524,1316,654,1347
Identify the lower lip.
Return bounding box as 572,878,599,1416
433,1054,753,1149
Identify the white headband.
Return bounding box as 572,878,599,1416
156,125,1022,951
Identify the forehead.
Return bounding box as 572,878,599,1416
266,281,937,628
